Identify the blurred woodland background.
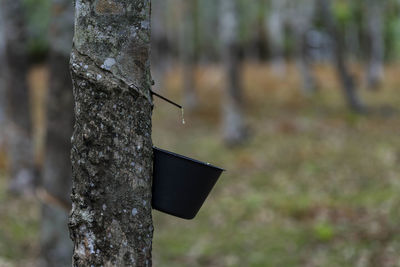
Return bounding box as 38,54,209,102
2,0,400,266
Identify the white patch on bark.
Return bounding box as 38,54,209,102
85,231,96,254
141,21,150,29
132,208,138,216
76,243,86,258
102,58,116,70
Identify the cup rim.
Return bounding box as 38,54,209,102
153,146,226,172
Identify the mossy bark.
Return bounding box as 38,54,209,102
69,1,153,266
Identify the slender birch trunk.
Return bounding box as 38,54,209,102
69,0,154,266
318,0,365,112
294,28,317,95
220,0,247,146
181,0,199,111
287,0,317,95
266,0,286,76
151,0,170,93
365,0,385,89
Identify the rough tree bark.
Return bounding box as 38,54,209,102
181,0,199,111
69,0,154,266
220,0,247,146
365,0,385,89
318,0,365,112
39,0,74,265
1,0,37,193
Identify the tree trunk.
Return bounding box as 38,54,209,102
365,0,384,89
181,0,199,111
39,0,74,265
220,0,247,146
1,0,37,194
287,0,317,95
0,8,8,146
317,0,365,112
69,1,154,266
294,28,317,95
151,0,170,93
266,0,286,76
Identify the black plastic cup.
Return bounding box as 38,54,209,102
152,147,225,220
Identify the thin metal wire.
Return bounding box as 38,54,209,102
150,90,182,109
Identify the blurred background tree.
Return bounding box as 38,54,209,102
220,0,248,145
38,0,74,265
2,0,400,265
1,0,37,195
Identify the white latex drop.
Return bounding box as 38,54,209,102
181,108,186,125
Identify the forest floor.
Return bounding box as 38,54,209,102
1,62,400,266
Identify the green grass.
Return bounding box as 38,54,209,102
150,107,400,266
0,171,39,264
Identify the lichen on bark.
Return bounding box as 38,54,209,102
69,0,154,266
